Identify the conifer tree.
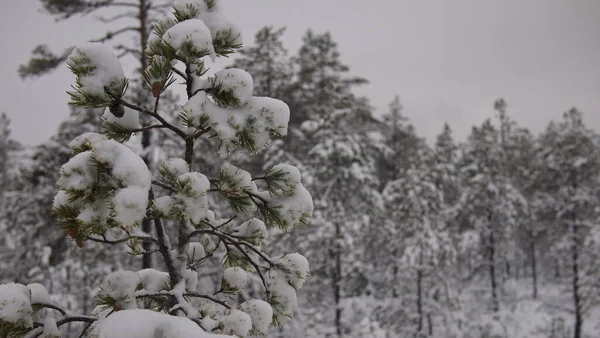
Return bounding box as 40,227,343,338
287,30,367,128
0,113,15,207
0,2,314,338
21,0,173,270
379,95,427,187
458,118,527,312
305,98,384,337
229,26,291,99
537,108,600,338
383,163,454,336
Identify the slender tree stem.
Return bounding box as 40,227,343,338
185,138,194,168
149,189,180,284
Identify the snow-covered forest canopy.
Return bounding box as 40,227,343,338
1,1,600,338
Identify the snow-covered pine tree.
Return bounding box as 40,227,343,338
503,124,544,299
0,2,313,337
0,113,27,280
20,0,171,79
287,30,368,129
301,102,384,338
0,113,19,208
229,26,291,100
536,108,600,338
378,95,426,188
458,118,527,313
21,0,175,270
0,107,118,318
382,160,456,337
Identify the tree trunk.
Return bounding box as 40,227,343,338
570,221,583,338
138,0,153,270
417,268,423,333
82,250,89,314
392,247,399,298
334,221,342,338
427,313,433,336
488,228,499,312
416,248,424,336
530,238,538,299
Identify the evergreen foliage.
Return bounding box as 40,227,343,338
4,9,600,338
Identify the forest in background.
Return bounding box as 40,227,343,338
1,1,600,338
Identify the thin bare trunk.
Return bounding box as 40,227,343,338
417,268,423,332
571,220,583,338
488,223,499,312
334,221,342,338
416,248,424,335
139,0,153,270
530,238,538,299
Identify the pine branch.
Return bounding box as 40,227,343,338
223,241,270,296
112,95,187,139
86,234,159,246
130,124,167,133
32,303,66,316
95,11,137,23
114,44,141,57
183,292,231,310
57,316,96,326
90,26,140,43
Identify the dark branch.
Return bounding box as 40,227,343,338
57,316,96,326
130,124,167,133
95,11,137,23
115,96,187,139
86,234,159,246
90,27,140,43
184,292,231,309
32,303,66,316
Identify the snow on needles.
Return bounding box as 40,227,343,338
182,88,290,154
45,0,316,336
0,283,33,328
67,43,125,101
219,309,252,337
172,0,242,48
54,134,151,238
222,267,248,292
173,172,211,224
98,271,141,310
98,309,235,338
238,300,273,335
102,106,140,130
163,19,216,61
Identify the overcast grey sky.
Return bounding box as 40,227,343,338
1,0,599,145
